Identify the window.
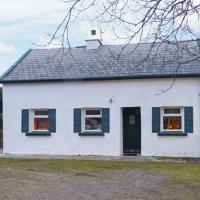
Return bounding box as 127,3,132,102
161,107,183,131
33,110,49,131
83,109,102,132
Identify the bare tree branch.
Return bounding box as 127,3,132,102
42,0,200,93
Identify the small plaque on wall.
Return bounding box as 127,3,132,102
130,115,135,125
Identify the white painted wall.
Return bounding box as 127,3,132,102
3,78,200,157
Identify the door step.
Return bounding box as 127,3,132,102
123,150,141,156
123,152,139,156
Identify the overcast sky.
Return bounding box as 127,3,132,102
0,0,128,76
1,0,200,76
0,0,102,75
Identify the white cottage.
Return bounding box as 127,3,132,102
1,39,200,157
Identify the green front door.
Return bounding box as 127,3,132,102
123,107,141,154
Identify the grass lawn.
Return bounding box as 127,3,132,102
0,158,199,199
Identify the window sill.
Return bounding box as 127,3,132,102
158,131,187,136
26,131,51,136
79,132,104,136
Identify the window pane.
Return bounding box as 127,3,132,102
85,117,102,130
163,117,182,130
34,118,49,130
35,110,48,115
164,108,180,114
85,109,101,115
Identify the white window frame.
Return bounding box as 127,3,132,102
30,109,49,132
82,108,102,132
161,107,184,132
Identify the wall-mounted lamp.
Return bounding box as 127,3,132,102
109,96,115,104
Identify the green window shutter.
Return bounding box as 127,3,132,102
22,109,29,133
152,107,160,133
184,107,193,133
74,109,81,133
102,108,110,133
48,109,56,133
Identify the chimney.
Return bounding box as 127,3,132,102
85,30,102,50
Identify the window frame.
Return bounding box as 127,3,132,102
161,107,184,132
30,109,49,132
82,108,102,132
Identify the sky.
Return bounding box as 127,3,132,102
0,0,103,76
1,0,200,76
0,0,64,75
0,0,129,76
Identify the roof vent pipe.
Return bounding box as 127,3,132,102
85,30,102,50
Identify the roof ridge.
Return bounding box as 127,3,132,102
0,49,32,80
30,39,198,50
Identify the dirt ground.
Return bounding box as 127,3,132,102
0,159,199,200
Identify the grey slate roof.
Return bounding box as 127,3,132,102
1,40,200,82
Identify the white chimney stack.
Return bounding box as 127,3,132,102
85,30,102,50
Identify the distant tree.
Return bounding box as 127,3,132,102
0,87,2,113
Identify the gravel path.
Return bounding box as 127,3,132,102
0,166,199,200
0,168,160,200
